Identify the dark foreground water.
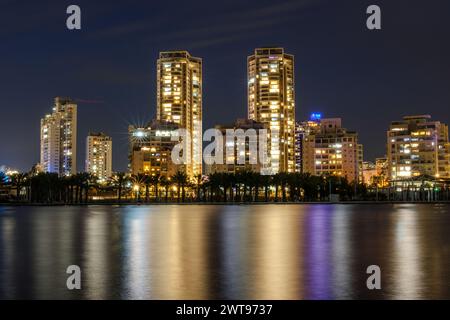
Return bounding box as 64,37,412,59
0,204,449,300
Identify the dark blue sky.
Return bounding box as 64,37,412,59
1,0,450,172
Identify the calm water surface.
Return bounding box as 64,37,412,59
0,204,449,300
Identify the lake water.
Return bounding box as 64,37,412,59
0,204,449,300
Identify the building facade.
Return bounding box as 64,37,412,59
85,133,112,182
374,157,389,187
40,97,77,176
129,120,180,177
205,119,270,175
156,51,202,178
247,47,295,174
302,118,362,183
295,113,322,173
362,161,377,186
387,115,450,180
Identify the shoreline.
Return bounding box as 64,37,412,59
1,201,450,207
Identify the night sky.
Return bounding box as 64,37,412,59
1,0,450,172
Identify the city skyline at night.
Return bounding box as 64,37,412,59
2,1,450,306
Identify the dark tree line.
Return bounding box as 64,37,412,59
12,169,448,204
1,172,97,204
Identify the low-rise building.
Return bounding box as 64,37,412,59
387,115,450,180
302,117,362,183
129,120,180,177
205,119,270,175
362,161,377,186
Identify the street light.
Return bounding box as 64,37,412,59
133,185,140,201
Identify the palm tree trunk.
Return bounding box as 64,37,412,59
74,186,78,204
85,186,89,203
78,186,81,204
202,187,207,202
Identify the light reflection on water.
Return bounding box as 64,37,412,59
0,204,449,300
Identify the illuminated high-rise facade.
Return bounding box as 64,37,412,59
302,118,362,183
248,47,295,174
156,51,202,178
387,115,450,180
85,132,112,182
40,97,77,176
295,113,322,173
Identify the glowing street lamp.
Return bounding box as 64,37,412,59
133,184,140,201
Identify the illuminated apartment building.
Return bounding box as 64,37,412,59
205,119,270,175
85,133,112,182
375,157,388,176
387,115,450,180
129,120,180,177
374,157,389,187
302,118,362,183
248,47,295,174
360,157,390,187
156,51,202,178
40,97,77,176
357,144,364,183
362,161,377,186
295,113,322,173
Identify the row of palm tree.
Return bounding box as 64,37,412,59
128,171,190,203
5,169,448,204
1,169,366,204
108,171,362,203
1,172,98,204
201,171,362,202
